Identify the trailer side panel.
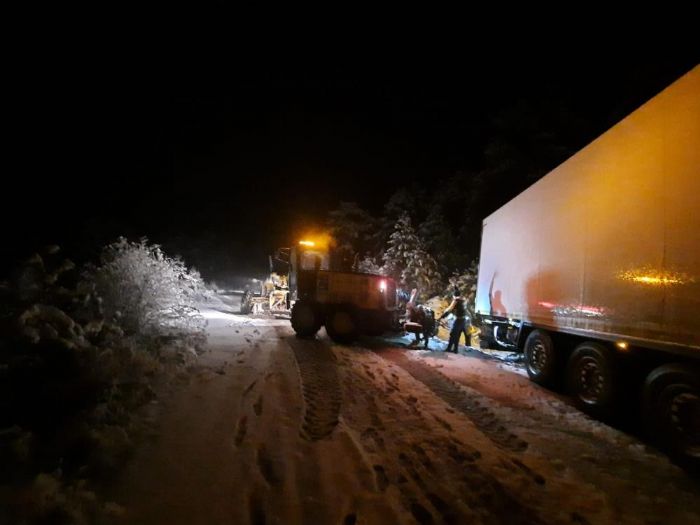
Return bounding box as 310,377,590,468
475,66,700,351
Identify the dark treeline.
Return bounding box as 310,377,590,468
4,61,696,283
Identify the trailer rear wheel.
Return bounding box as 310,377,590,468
566,342,617,419
291,300,321,337
524,330,557,386
325,306,358,344
643,364,700,466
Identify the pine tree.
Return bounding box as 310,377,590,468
382,213,419,283
404,245,442,301
375,186,427,252
383,213,441,300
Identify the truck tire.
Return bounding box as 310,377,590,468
524,329,558,386
566,342,617,420
325,306,358,344
643,364,700,467
291,300,321,337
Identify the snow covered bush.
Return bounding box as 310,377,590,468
1,242,209,523
356,254,384,275
83,238,206,341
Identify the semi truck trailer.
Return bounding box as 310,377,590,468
475,66,699,464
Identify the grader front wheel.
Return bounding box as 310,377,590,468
291,300,321,337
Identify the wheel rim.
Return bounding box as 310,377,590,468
575,356,605,404
668,390,700,456
528,340,548,375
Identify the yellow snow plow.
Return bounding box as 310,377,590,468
270,239,401,343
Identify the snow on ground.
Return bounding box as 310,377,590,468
200,291,291,327
103,303,700,525
201,307,290,327
394,347,700,522
383,330,523,364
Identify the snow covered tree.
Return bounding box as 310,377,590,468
382,213,442,300
382,213,419,282
404,244,442,301
375,186,428,253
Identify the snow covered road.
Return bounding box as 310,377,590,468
105,310,700,524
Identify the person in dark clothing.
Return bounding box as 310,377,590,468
439,287,469,353
406,303,428,347
404,288,431,348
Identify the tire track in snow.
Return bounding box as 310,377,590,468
287,336,342,440
333,346,549,525
376,348,529,453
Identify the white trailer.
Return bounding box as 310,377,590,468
475,66,700,464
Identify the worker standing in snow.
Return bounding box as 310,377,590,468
439,287,469,353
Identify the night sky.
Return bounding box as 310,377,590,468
5,54,698,279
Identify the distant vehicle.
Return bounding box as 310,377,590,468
475,66,699,464
239,272,289,316
274,239,400,343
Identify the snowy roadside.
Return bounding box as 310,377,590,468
197,292,290,328
98,298,700,525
